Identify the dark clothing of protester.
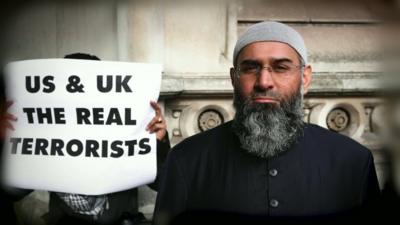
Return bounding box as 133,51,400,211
46,137,170,225
1,139,33,225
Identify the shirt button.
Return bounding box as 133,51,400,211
269,169,278,177
270,199,279,208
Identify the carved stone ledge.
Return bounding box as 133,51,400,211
160,72,382,96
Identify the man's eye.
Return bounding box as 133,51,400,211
273,65,290,73
241,64,259,73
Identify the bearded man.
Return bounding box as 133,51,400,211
153,21,380,225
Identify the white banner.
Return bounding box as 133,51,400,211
2,59,162,195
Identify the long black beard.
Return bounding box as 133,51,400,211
232,88,305,159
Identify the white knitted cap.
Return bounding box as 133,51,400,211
233,21,307,66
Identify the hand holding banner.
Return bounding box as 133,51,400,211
2,59,162,195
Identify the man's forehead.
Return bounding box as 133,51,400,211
237,41,300,62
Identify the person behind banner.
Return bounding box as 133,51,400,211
1,73,31,225
1,53,171,225
153,21,381,225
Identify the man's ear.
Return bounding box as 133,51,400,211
230,67,236,87
302,65,312,95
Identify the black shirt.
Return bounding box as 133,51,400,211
153,121,380,225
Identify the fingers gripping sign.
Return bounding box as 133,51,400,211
146,101,167,141
0,101,17,139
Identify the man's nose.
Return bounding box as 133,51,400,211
255,68,275,90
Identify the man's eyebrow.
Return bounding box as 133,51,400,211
239,58,294,65
239,59,260,65
270,58,294,64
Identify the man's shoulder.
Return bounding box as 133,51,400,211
169,121,233,159
304,123,372,159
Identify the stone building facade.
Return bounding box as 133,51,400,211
0,0,389,224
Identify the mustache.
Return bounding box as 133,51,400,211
251,90,283,100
